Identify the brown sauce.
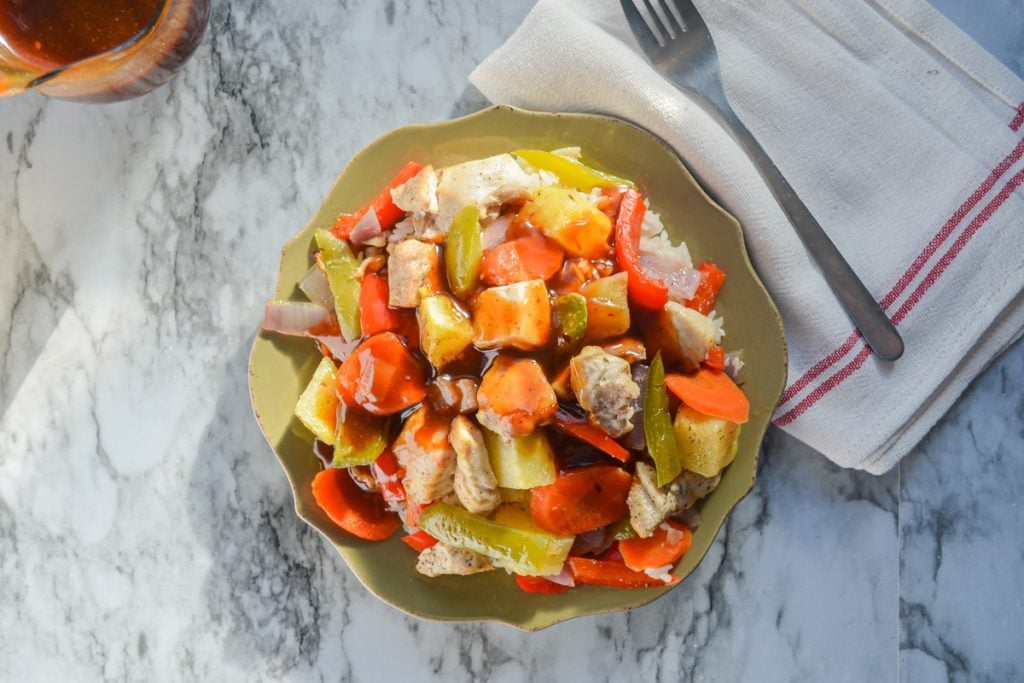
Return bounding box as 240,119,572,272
0,0,161,70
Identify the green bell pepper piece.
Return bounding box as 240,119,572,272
419,502,574,576
554,293,588,349
609,516,638,541
314,230,361,342
331,403,388,468
514,149,635,192
644,351,682,487
444,205,483,299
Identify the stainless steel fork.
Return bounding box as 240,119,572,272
622,0,904,361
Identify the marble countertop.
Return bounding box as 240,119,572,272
2,1,1022,681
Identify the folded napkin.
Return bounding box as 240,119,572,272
471,0,1024,473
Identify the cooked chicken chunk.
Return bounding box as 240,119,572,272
651,302,717,371
627,462,720,538
476,355,557,441
416,543,494,577
432,153,539,238
391,164,439,214
569,346,640,437
473,280,552,350
449,416,501,514
393,407,456,504
387,239,440,308
428,375,479,415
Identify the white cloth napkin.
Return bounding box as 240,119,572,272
471,0,1024,473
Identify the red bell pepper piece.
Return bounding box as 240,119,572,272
331,161,423,239
550,408,631,462
614,188,669,310
704,346,726,371
515,574,572,594
370,449,406,502
567,557,679,589
401,530,439,552
359,272,403,336
685,262,726,315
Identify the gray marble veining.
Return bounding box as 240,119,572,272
0,1,1021,681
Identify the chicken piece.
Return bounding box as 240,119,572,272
449,416,501,515
390,164,439,214
476,355,558,441
473,280,552,350
415,543,494,577
649,301,717,371
569,346,640,438
393,406,456,504
387,239,441,308
427,375,479,416
627,462,720,538
431,153,539,240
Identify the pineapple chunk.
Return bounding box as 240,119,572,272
673,405,740,478
418,294,474,368
294,357,339,445
581,272,630,343
482,427,557,489
520,186,612,258
473,279,552,350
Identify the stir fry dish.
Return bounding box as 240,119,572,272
263,149,750,592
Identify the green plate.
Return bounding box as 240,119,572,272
248,105,787,631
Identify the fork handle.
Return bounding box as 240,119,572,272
711,102,904,361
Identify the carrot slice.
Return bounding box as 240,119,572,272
665,368,749,424
530,466,631,535
481,232,565,286
618,520,693,571
311,467,400,541
335,332,427,416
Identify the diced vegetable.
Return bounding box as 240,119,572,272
445,205,483,299
665,368,750,424
263,301,334,337
519,187,613,259
515,574,572,594
648,302,717,371
294,357,340,445
315,230,362,341
550,408,631,462
554,293,588,349
704,346,726,371
644,352,682,487
483,428,557,489
480,231,564,286
476,355,558,439
371,449,406,502
417,294,474,368
419,502,574,576
298,265,335,311
614,188,669,310
514,149,634,192
609,517,638,541
335,332,427,416
311,467,400,541
673,405,741,478
331,161,423,239
401,530,439,552
332,402,388,467
685,262,726,315
388,239,442,308
618,520,693,571
359,272,403,336
530,466,632,535
473,280,552,350
567,557,677,588
580,272,630,343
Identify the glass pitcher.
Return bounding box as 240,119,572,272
0,0,210,102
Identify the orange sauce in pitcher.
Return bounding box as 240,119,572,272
0,0,162,70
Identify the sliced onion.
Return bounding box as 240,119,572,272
540,566,576,588
317,335,359,360
571,528,611,557
640,251,702,302
724,351,745,383
348,208,383,246
643,564,675,584
298,265,334,310
482,214,511,250
263,301,329,335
